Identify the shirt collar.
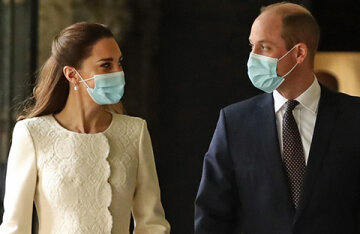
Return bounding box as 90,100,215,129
273,77,321,114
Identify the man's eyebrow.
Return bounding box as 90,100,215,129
249,39,271,44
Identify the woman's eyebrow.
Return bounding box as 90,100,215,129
97,57,113,62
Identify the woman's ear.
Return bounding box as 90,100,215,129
63,66,78,85
295,43,308,64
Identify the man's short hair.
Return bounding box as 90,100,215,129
261,2,320,62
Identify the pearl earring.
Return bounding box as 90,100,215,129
74,85,78,91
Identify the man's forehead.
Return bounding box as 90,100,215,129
249,12,282,39
255,11,282,28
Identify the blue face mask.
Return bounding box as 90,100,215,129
76,71,125,105
247,46,298,93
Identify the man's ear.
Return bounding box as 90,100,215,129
63,66,78,85
295,43,308,64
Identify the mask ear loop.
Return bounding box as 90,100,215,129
278,45,298,78
282,63,298,78
278,45,297,61
74,70,91,89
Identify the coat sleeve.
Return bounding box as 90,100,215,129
132,120,170,234
194,109,240,234
0,121,37,234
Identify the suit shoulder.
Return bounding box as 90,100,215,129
337,92,360,104
222,93,270,114
327,91,360,112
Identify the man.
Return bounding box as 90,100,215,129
195,2,360,234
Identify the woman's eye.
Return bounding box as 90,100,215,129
101,63,111,68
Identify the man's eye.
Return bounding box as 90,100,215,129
261,45,269,50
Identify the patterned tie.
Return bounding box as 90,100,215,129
282,100,306,209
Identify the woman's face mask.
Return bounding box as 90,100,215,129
75,71,125,105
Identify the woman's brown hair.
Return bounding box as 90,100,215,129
19,22,123,120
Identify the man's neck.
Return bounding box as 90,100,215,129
276,69,314,100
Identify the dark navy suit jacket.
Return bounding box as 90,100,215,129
195,87,360,234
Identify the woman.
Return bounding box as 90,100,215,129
0,22,170,234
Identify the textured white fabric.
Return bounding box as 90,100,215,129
273,78,321,164
0,113,170,234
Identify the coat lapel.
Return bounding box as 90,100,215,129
293,87,339,223
255,94,294,212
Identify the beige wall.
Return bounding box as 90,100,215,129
315,52,360,96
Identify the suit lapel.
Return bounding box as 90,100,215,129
255,94,294,211
294,87,339,223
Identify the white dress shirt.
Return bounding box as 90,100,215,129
273,78,321,165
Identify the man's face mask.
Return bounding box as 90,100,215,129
247,45,298,93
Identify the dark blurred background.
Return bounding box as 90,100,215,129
0,0,359,233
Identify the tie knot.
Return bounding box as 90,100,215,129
285,100,299,112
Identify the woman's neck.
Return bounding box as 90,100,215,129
54,92,112,134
